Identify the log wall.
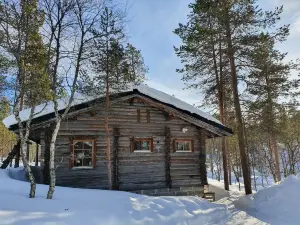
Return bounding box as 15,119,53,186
40,98,208,190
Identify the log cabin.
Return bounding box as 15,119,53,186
3,85,232,196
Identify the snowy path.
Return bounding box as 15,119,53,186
208,178,267,224
209,182,230,201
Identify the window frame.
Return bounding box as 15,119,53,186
70,139,96,169
131,138,153,153
174,139,193,152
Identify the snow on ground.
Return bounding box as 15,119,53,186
210,173,300,225
0,168,229,225
3,166,299,225
234,174,300,225
207,179,263,224
208,178,267,225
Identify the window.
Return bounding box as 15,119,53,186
174,140,193,152
131,138,153,152
71,140,95,168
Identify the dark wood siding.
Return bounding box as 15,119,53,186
41,98,206,190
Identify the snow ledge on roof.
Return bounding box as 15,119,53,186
2,84,223,128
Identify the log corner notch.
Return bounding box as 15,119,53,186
112,127,120,190
164,126,172,188
198,128,208,185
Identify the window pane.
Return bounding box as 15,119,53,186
82,158,92,166
74,141,83,149
184,142,190,151
177,142,183,151
83,141,93,149
74,158,82,167
84,150,92,157
134,141,141,150
75,151,85,159
134,139,151,151
142,141,149,150
73,140,94,167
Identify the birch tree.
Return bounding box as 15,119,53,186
0,0,50,198
41,0,116,199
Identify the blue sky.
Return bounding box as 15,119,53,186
125,0,300,112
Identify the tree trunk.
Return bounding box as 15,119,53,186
47,120,61,199
20,140,36,198
15,144,20,168
35,143,39,166
270,134,281,182
211,28,229,191
105,76,112,190
228,150,232,185
268,137,277,182
224,9,252,195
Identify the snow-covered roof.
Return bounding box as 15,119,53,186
3,84,224,129
135,84,223,125
2,94,94,128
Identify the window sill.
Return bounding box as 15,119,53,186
133,150,152,153
175,150,192,153
71,166,94,170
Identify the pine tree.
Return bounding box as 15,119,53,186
175,0,289,194
246,38,297,182
174,0,231,190
82,7,147,189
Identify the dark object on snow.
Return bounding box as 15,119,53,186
0,141,20,169
8,166,43,184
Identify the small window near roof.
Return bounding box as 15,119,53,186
174,140,193,152
131,138,153,152
72,140,95,168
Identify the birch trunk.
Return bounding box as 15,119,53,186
47,119,61,199
20,140,36,198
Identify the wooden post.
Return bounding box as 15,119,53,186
26,142,30,162
164,127,172,188
112,128,120,190
35,143,39,166
14,141,21,168
198,128,208,185
42,130,51,184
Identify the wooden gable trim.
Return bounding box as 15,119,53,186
129,95,231,137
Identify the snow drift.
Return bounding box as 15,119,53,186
0,168,229,225
234,174,300,225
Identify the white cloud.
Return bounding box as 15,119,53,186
290,17,300,37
